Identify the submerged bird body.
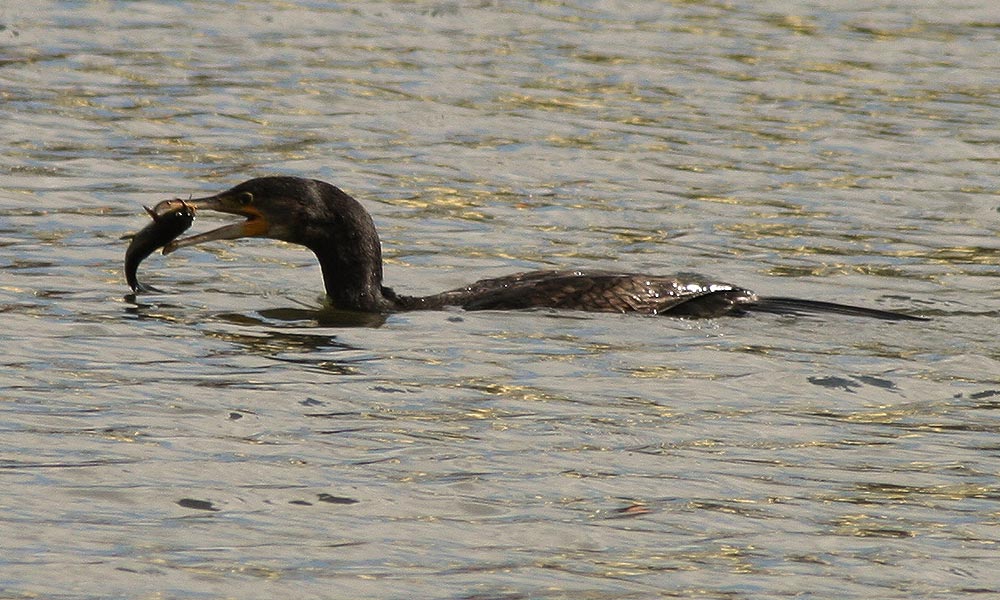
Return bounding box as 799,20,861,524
152,176,924,321
393,269,758,317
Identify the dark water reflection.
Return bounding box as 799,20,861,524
2,1,1000,599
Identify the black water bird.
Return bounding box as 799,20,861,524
154,176,925,321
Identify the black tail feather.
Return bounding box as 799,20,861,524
748,297,928,321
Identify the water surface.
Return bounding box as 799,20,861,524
2,1,999,598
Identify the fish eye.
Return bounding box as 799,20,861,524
237,191,254,206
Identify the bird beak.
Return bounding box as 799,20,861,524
154,193,270,255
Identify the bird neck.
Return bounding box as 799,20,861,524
298,182,402,312
312,241,396,312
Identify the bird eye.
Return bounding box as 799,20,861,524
238,192,253,205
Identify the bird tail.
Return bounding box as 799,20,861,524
747,296,928,321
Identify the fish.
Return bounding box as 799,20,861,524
124,200,195,292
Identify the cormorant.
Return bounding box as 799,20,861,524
148,176,924,321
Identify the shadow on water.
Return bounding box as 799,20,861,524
124,293,388,328
121,293,389,376
125,293,380,324
257,306,389,328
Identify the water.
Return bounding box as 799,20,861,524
2,1,999,598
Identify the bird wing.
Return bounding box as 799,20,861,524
450,270,756,316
